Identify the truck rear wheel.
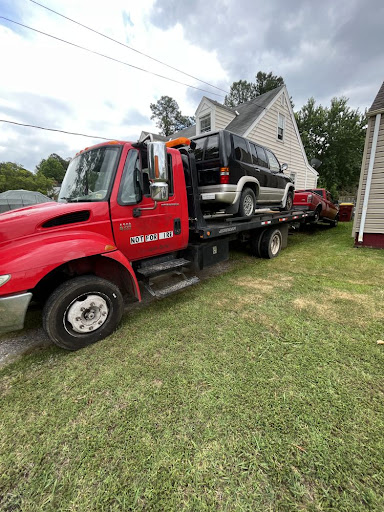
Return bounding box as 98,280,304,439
259,228,282,259
43,276,124,350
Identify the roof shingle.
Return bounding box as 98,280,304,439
370,81,384,112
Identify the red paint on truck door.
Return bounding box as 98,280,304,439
110,146,189,261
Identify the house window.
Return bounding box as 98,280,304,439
277,113,285,141
200,114,211,133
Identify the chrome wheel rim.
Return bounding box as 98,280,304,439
65,294,109,334
243,195,254,216
271,234,281,255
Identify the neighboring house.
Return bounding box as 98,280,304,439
138,131,169,142
0,190,53,213
169,85,318,189
353,81,384,248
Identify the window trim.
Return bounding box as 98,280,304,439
199,113,211,133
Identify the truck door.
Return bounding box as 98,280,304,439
110,147,188,261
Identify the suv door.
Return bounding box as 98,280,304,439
253,144,275,203
265,149,286,202
230,134,254,184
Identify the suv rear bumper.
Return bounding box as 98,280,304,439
199,185,237,205
0,292,33,334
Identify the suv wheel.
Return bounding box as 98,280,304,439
238,188,256,217
285,191,294,211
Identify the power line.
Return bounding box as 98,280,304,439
30,0,229,95
0,16,226,98
0,119,115,140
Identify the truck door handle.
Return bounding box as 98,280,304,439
174,218,181,235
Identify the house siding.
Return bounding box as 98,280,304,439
246,96,316,190
214,106,236,131
353,114,384,237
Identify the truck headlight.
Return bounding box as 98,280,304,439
0,275,11,287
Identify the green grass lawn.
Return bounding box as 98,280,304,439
1,222,384,511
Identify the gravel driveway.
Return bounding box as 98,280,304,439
0,261,231,369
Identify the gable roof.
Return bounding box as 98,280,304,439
170,124,197,139
225,86,284,134
171,86,285,139
369,81,384,114
139,131,169,142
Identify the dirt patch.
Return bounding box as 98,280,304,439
293,290,384,326
233,275,293,293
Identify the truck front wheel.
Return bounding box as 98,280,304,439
43,276,124,350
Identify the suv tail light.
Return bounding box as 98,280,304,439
220,167,229,184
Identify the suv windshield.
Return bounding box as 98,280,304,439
59,146,120,203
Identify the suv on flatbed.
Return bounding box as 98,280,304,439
192,130,294,216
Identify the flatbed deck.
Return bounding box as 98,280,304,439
191,209,313,239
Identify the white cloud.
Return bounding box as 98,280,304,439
0,0,228,170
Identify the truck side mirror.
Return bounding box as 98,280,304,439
148,142,168,182
150,182,169,202
281,163,288,172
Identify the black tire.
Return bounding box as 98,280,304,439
43,276,124,350
250,229,264,257
259,228,282,259
312,207,321,223
330,215,339,227
285,191,294,211
238,188,256,217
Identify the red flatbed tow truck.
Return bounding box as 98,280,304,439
0,136,311,350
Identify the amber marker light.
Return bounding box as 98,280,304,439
154,155,159,179
104,245,116,251
165,137,191,148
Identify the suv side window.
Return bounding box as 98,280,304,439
249,142,259,165
194,138,205,162
255,145,268,168
265,149,280,172
205,134,219,160
232,135,252,164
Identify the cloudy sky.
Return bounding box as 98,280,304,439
1,0,383,171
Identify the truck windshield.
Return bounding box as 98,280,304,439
58,146,121,202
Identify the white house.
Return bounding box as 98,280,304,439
170,85,318,189
353,81,384,248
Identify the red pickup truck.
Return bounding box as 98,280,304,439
293,188,339,226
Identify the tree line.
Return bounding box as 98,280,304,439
1,72,366,197
0,154,69,197
150,71,367,195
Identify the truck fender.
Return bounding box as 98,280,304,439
101,250,141,301
0,232,138,297
226,177,260,214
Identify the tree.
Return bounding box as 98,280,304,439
224,79,256,107
150,96,195,136
295,97,366,192
254,71,284,96
36,153,69,185
224,71,285,107
0,162,54,195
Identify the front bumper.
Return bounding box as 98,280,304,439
0,292,33,334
